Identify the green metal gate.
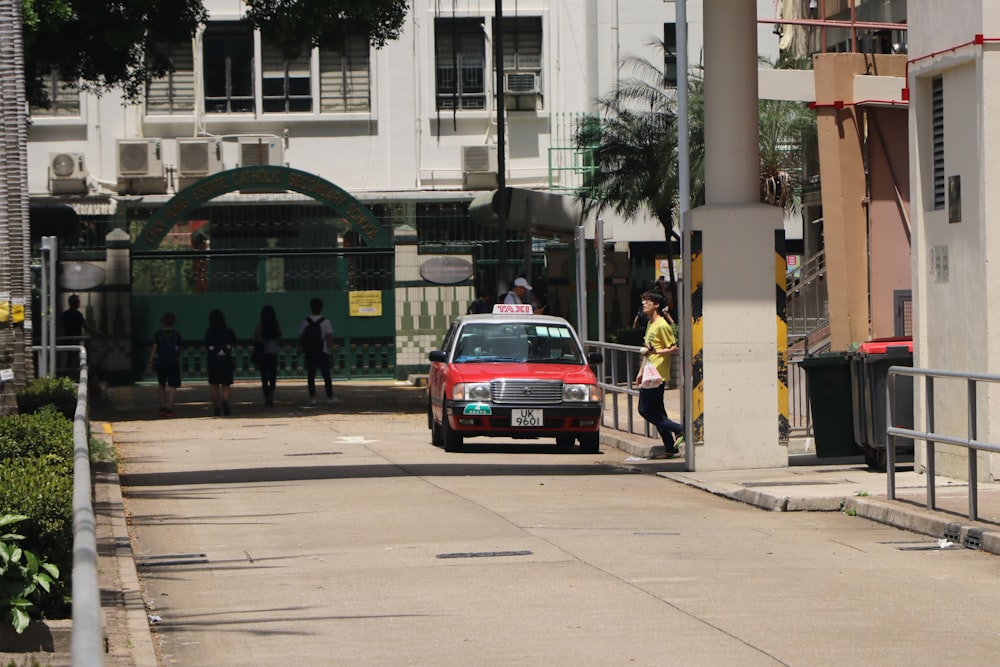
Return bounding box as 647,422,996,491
129,167,396,382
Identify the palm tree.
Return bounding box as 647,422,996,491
576,44,816,288
573,39,705,288
758,57,817,210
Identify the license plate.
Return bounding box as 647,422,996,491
512,408,542,427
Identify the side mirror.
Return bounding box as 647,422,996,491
429,350,448,363
587,352,603,365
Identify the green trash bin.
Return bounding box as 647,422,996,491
800,352,862,458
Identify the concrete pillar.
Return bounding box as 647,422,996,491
703,0,760,205
688,0,786,470
103,229,133,385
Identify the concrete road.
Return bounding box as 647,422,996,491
112,383,1000,666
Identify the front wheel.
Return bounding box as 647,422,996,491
578,432,600,455
442,408,464,452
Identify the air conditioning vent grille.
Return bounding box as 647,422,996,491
463,146,497,173
504,72,539,95
119,143,150,175
239,137,283,167
51,154,78,178
180,143,208,173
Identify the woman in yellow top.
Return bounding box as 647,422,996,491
634,291,684,457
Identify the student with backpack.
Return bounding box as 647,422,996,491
298,297,336,406
148,312,183,417
205,309,237,416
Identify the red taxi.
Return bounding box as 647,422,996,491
427,304,604,453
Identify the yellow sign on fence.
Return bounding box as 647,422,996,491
349,291,383,317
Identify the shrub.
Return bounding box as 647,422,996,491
0,406,74,464
1,514,60,634
0,460,73,618
16,376,77,419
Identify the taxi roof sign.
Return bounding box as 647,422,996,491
492,303,533,315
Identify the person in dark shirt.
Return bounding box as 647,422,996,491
60,294,102,379
205,309,237,416
467,290,493,314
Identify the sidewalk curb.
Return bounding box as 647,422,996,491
95,430,160,667
655,469,1000,557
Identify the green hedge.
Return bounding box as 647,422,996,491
16,376,77,419
0,406,74,463
0,458,73,618
0,406,76,620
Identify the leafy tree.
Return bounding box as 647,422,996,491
23,0,209,107
22,0,410,108
243,0,409,58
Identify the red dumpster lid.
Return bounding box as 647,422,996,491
858,336,912,354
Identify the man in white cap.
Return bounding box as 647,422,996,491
504,277,546,313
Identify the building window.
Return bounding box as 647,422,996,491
146,44,195,114
31,71,80,117
931,76,944,210
435,17,486,110
663,23,678,88
261,42,312,113
496,16,542,111
319,34,371,112
203,23,255,114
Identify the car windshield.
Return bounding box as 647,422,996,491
453,322,584,364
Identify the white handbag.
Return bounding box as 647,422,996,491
640,358,664,389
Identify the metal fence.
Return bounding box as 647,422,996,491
586,339,661,440
887,365,1000,523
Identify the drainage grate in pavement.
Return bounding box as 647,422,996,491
633,531,680,536
943,522,962,543
964,528,984,550
284,451,343,457
436,550,533,559
137,553,208,567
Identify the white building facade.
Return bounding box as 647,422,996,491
31,0,722,382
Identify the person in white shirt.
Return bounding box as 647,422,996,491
504,277,546,313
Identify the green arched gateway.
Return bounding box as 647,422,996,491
129,166,396,383
133,166,392,252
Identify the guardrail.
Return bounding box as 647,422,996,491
30,344,103,666
887,365,1000,522
585,339,658,439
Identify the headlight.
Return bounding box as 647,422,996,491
563,384,600,402
453,382,491,401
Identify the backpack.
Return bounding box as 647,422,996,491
156,330,181,365
300,317,326,357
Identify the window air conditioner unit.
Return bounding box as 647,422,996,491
116,139,167,194
462,144,498,190
177,137,223,190
503,71,540,95
48,152,88,195
239,136,284,167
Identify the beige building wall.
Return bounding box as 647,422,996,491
813,53,908,351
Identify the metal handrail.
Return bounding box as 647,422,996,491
30,344,102,666
887,365,1000,523
585,339,657,440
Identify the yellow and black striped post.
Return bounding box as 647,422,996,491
690,231,704,445
775,231,790,447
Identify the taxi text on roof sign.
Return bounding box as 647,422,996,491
492,304,533,315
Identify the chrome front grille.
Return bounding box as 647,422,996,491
490,379,563,405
